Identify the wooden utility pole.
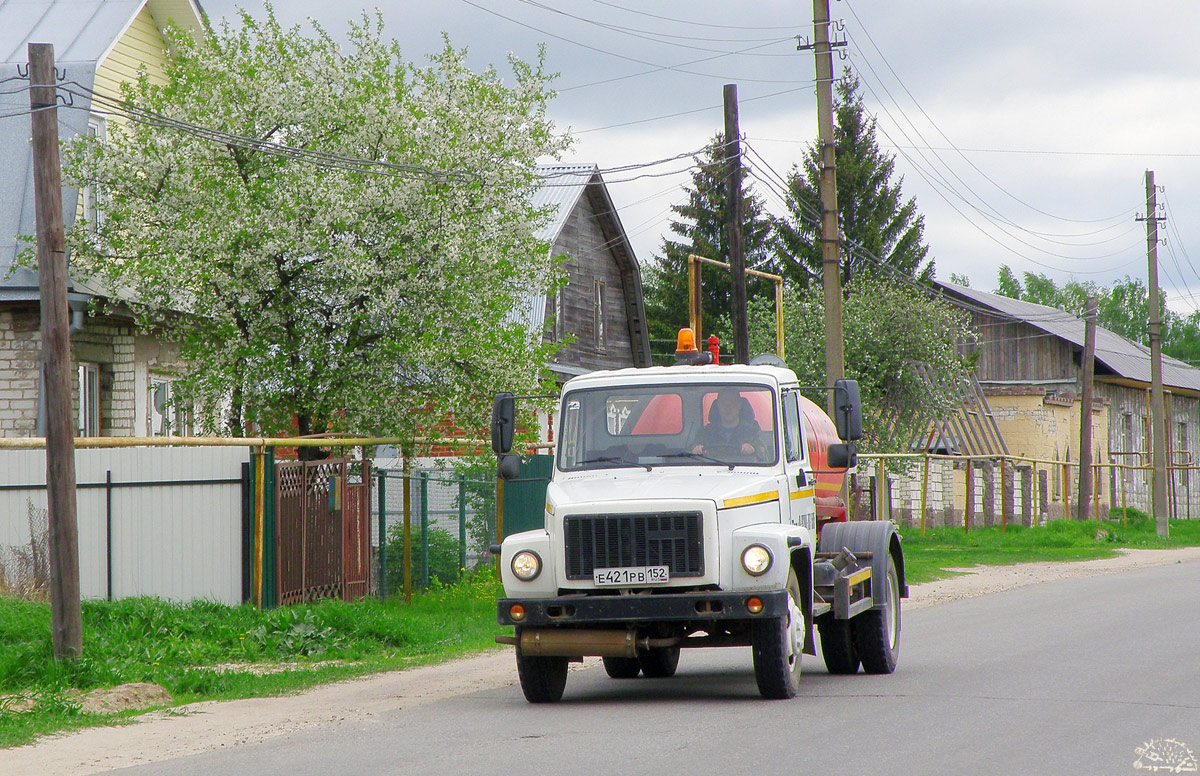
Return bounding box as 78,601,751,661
29,43,82,660
1142,170,1169,537
723,84,749,364
1077,296,1097,520
811,0,844,413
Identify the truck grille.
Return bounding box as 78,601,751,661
563,512,704,580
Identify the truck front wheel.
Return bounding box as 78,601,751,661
515,629,570,702
852,553,901,674
602,656,641,678
638,646,680,678
751,567,803,699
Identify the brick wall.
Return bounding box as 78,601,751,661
0,307,138,437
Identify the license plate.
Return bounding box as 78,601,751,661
593,566,669,586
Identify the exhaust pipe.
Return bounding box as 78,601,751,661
496,629,644,658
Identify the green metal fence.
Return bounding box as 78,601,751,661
373,469,497,598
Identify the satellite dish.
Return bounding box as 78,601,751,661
749,354,786,368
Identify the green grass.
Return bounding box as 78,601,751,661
901,510,1200,584
0,569,504,748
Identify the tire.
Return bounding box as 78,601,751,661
602,656,641,679
638,646,680,678
515,630,569,703
853,553,901,674
751,567,803,699
818,617,860,674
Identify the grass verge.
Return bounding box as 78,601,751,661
901,511,1200,584
0,569,504,749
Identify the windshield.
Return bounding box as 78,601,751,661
557,382,778,471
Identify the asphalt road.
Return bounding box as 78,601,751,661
117,560,1200,776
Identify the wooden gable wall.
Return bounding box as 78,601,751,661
961,309,1079,382
546,186,639,373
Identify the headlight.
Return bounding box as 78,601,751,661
511,550,542,581
741,544,773,576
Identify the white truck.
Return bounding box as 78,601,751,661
491,343,906,702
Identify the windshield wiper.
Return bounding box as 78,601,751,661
576,455,652,471
660,452,734,471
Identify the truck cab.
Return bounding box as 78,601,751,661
493,355,905,702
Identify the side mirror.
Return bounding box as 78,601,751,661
491,392,515,454
498,453,521,480
827,442,856,470
833,379,862,441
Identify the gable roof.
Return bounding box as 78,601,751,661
0,0,202,301
938,280,1200,393
529,163,652,368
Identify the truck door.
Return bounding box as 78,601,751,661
781,389,816,530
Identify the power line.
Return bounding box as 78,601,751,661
459,0,811,87
512,0,798,56
842,0,1137,227
584,0,801,31
575,85,808,134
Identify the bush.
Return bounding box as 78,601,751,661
385,525,462,593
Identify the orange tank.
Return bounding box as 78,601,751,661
799,395,848,524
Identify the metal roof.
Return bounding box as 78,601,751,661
939,281,1200,393
0,0,202,301
531,163,596,244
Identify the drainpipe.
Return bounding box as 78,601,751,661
35,292,89,436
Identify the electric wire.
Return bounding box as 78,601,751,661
842,0,1137,226
583,0,802,32
459,0,811,87
512,0,798,56
844,49,1141,258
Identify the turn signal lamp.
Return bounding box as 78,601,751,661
676,327,699,354
746,597,764,614
509,604,527,621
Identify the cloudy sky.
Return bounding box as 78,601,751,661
201,0,1200,311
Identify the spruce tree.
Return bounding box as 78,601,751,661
642,133,774,347
774,71,932,290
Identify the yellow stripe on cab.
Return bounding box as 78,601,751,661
722,490,779,509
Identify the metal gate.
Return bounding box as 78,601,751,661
275,458,371,605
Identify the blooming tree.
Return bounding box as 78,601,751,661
63,8,569,441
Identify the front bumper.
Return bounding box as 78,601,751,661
497,589,789,627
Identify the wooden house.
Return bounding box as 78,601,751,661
0,0,203,438
532,164,652,378
938,280,1200,520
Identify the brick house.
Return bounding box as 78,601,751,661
0,0,203,438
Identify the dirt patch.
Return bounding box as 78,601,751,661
75,683,172,715
4,546,1200,776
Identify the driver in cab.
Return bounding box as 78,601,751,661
691,388,761,457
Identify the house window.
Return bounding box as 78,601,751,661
81,117,106,231
149,377,192,436
77,362,99,437
593,280,606,352
547,289,567,341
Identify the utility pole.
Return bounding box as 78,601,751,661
1141,170,1169,538
805,0,846,413
1077,295,1096,520
29,43,82,660
723,84,749,364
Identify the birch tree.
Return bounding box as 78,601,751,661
63,7,569,441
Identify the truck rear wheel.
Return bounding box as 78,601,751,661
515,630,570,702
853,553,901,674
638,646,680,678
602,656,641,678
818,618,860,674
751,567,802,699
